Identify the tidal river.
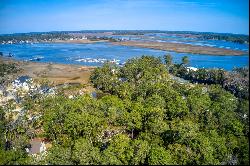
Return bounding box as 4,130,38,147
0,42,249,71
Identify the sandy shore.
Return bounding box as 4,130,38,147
111,41,247,56
1,57,96,85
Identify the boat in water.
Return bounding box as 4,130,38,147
8,53,14,57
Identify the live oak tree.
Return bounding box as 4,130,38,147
1,55,248,165
181,56,189,66
164,54,173,69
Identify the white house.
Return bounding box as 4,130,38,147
186,66,198,72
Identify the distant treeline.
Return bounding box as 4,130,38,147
112,30,249,44
0,32,72,43
197,34,249,44
0,30,248,44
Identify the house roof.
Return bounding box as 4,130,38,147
29,138,43,154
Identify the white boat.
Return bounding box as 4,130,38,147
29,56,44,61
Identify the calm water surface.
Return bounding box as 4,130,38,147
0,42,248,71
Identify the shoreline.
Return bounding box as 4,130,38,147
48,39,248,56
2,39,248,56
0,57,96,85
48,39,109,44
111,41,248,56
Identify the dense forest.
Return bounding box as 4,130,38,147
166,54,249,100
0,55,248,165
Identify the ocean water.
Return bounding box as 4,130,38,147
0,42,249,71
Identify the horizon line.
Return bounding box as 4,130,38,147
0,29,249,36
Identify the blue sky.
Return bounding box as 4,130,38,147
0,0,249,34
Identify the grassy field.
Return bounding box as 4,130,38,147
0,57,96,85
112,41,247,55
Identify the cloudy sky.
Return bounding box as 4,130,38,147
0,0,249,34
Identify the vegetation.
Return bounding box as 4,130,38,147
0,56,248,165
0,32,72,43
112,30,249,44
164,54,172,69
0,62,20,84
197,33,249,44
167,55,249,100
88,36,118,42
181,56,189,66
0,63,19,77
1,30,248,44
